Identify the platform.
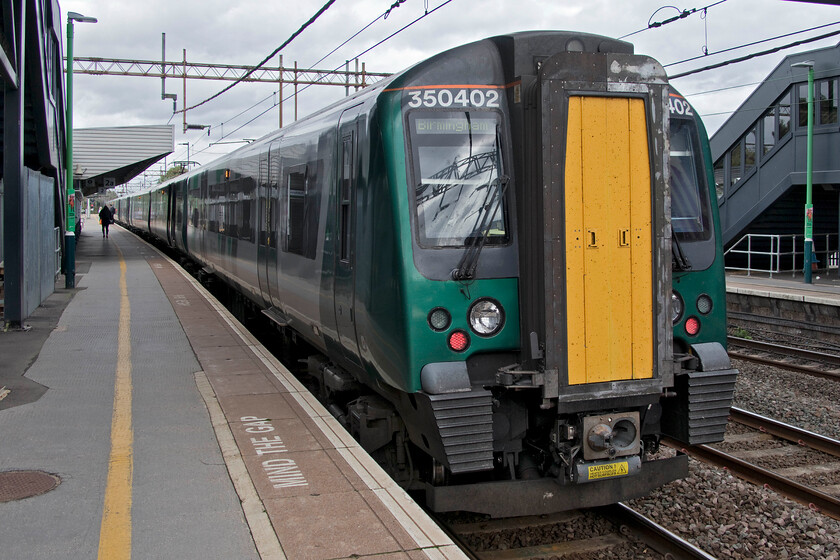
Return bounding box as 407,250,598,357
726,270,840,307
725,269,840,347
0,217,464,559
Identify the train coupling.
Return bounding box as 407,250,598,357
581,412,640,460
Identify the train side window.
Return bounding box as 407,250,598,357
175,187,183,228
227,200,237,238
232,177,255,242
286,165,308,256
340,134,354,262
200,173,209,230
269,148,281,248
259,153,270,246
241,197,253,242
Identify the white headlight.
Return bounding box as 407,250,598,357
671,291,684,324
469,299,504,337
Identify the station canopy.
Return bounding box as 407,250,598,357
73,124,175,196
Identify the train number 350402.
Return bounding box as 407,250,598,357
407,89,501,109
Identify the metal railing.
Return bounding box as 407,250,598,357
724,233,838,277
54,227,62,279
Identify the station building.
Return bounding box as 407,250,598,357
711,41,840,274
1,0,67,327
0,0,173,326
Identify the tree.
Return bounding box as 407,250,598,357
159,165,187,183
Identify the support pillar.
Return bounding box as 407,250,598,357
3,1,25,326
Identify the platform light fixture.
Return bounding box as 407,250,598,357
178,141,192,169
791,60,814,284
65,11,97,289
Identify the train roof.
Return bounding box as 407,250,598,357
137,30,638,198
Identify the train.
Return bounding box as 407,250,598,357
115,31,738,517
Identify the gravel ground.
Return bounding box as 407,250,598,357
443,357,840,559
457,510,647,556
630,357,840,559
731,358,840,441
443,509,662,559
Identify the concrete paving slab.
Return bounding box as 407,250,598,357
0,223,259,559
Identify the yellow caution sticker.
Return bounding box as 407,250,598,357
587,461,630,480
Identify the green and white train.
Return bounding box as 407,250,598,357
117,31,736,517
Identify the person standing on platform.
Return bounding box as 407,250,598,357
99,205,113,238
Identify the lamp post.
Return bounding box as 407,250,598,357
65,11,97,289
178,142,190,169
792,60,815,284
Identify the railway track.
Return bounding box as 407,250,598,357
727,336,840,381
664,407,840,521
437,505,716,559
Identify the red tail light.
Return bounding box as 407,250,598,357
448,330,470,352
685,316,700,336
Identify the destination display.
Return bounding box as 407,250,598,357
413,117,497,135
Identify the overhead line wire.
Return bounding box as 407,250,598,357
177,0,416,163
618,0,727,40
683,61,840,98
342,0,455,63
669,26,840,79
309,0,408,68
177,0,338,114
192,0,456,156
266,0,455,117
269,0,455,111
170,9,836,166
199,0,410,140
665,20,840,67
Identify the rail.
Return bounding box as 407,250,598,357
724,233,837,277
440,508,717,559
727,336,840,366
729,407,840,459
727,336,840,382
599,503,718,560
663,436,840,521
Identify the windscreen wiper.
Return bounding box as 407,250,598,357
672,231,691,271
452,174,510,281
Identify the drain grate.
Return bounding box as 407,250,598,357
0,470,61,502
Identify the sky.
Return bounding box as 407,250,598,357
63,0,840,187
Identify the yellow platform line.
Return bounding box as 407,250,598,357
98,244,133,559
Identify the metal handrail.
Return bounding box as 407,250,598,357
54,227,62,279
724,233,837,277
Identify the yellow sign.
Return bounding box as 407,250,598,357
587,461,630,480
